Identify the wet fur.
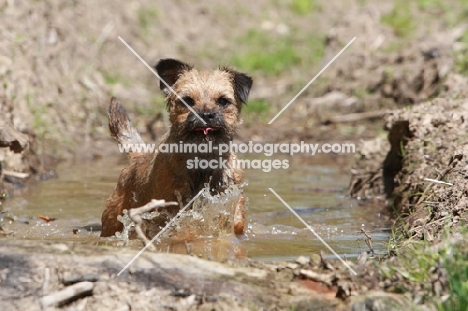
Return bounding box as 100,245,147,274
101,59,252,237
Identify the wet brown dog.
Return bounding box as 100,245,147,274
101,59,252,238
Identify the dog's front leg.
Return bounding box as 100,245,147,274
233,194,246,235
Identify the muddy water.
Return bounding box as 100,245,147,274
1,153,390,261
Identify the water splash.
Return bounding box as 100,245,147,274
160,182,246,243
117,182,247,249
115,210,135,240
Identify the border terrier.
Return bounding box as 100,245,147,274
101,59,252,238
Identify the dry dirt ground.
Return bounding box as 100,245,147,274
2,0,468,310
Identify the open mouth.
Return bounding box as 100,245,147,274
194,127,218,135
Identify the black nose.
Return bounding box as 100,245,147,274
202,112,215,121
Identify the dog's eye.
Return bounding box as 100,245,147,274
179,96,195,107
217,97,231,107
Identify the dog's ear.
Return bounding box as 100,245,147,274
223,68,253,104
155,59,193,95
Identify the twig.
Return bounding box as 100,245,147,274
423,178,453,186
360,228,374,256
40,282,94,308
3,170,29,179
408,216,452,233
323,109,389,124
117,190,204,276
129,199,178,250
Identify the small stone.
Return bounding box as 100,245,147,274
295,255,310,266
286,263,299,270
310,254,321,267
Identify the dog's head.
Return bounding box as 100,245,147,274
155,59,253,143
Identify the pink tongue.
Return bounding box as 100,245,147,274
196,127,215,135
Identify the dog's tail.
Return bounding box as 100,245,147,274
108,97,144,148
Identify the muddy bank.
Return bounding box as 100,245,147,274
346,73,468,308
1,240,415,311
0,121,31,204
350,72,468,241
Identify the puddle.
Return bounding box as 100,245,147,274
0,153,390,261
